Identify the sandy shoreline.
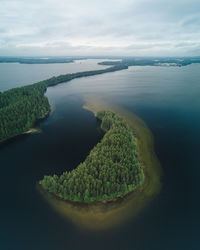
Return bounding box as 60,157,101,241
38,98,162,231
0,127,39,145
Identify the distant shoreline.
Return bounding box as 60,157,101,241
0,58,74,64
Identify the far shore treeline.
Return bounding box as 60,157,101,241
0,64,127,142
40,110,144,202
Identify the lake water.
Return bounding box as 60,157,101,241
0,59,109,91
0,60,200,250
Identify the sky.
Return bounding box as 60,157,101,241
0,0,200,57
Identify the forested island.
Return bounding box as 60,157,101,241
38,99,162,229
0,64,128,142
40,110,144,202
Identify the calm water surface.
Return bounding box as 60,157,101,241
0,61,200,250
0,59,109,91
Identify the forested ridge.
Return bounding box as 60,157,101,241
40,111,144,202
0,64,128,142
39,64,128,87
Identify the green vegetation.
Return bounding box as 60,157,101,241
40,110,144,202
0,64,128,143
98,61,122,66
39,64,128,87
0,83,50,141
99,57,200,67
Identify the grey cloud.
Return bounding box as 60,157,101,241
0,0,200,56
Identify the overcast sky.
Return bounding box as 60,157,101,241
0,0,200,56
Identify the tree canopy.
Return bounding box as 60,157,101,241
0,82,50,141
40,110,144,202
0,65,128,143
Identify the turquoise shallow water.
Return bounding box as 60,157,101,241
0,61,200,250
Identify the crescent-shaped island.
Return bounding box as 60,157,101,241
37,98,162,230
40,110,144,202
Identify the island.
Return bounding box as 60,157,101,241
37,99,162,230
40,110,144,202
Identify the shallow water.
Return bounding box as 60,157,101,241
0,61,200,249
39,99,162,231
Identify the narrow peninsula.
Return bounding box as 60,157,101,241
1,56,196,143
40,110,144,202
0,64,127,143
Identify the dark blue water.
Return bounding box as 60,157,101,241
0,61,200,250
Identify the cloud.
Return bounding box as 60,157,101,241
0,0,200,56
